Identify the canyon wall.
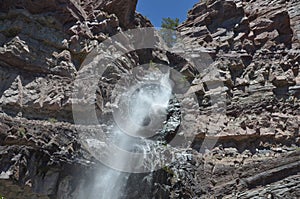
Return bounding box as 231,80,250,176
0,0,299,198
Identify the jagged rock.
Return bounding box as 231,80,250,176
170,0,300,197
271,75,295,87
0,0,299,198
99,0,138,28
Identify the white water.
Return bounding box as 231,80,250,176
85,69,173,199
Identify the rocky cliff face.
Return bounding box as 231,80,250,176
0,0,154,198
0,0,299,198
177,0,300,146
171,0,300,197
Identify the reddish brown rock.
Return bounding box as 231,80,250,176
0,0,299,198
99,0,138,28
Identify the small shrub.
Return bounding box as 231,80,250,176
48,117,57,123
17,127,26,137
162,165,175,176
149,60,158,70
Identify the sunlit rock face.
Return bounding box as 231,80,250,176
176,0,300,141
99,0,138,28
0,0,300,198
172,0,300,197
0,0,158,198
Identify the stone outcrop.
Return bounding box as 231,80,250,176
0,0,157,198
177,0,300,141
99,0,138,28
163,0,300,197
0,0,150,122
0,0,299,198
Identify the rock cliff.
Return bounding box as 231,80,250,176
0,0,299,198
172,0,300,197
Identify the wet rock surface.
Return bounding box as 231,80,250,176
0,0,299,198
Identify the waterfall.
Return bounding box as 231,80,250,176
83,68,173,199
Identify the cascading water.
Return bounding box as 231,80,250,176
73,27,216,199
83,67,174,199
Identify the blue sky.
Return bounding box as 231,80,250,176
137,0,200,27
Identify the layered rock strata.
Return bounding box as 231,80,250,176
0,0,299,198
